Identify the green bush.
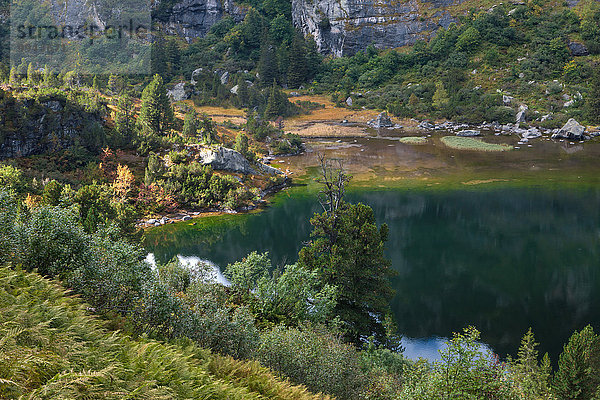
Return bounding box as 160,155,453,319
258,325,366,399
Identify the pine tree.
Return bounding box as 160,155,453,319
287,34,308,89
586,65,600,124
509,329,552,399
298,157,396,346
237,76,249,107
200,115,218,145
42,65,54,88
258,42,277,87
553,325,600,400
92,75,100,91
409,93,419,107
144,153,164,186
9,66,17,85
182,109,199,137
114,95,135,138
138,74,174,136
264,81,285,120
234,133,249,157
26,63,37,85
108,74,122,95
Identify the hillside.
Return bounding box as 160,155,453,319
0,265,329,399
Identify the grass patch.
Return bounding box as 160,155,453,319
441,136,512,152
0,266,329,400
399,136,428,145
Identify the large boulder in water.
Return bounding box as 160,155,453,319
368,112,393,128
552,118,586,140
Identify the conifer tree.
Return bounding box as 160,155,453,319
108,74,122,95
42,65,54,88
182,109,199,137
237,76,249,107
200,115,218,145
26,63,37,85
553,325,600,400
144,153,164,186
234,133,249,157
138,74,174,136
264,81,285,120
114,95,135,138
92,75,100,91
258,42,277,87
9,66,17,85
298,157,396,346
288,34,308,89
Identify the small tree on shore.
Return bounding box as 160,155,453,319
298,156,396,346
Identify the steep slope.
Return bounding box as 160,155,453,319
0,265,329,399
291,0,460,56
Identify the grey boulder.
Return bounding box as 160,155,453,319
552,119,586,140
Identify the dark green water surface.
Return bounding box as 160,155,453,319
145,185,600,361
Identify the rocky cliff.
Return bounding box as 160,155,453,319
291,0,461,56
0,93,105,160
162,0,246,40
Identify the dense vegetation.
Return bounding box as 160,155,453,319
316,1,600,126
4,158,600,398
2,0,600,397
0,265,330,399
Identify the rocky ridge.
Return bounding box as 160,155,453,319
291,0,460,56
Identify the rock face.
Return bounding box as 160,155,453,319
166,0,245,40
291,0,460,56
198,147,282,175
199,147,256,174
167,82,190,101
552,118,586,140
0,95,104,160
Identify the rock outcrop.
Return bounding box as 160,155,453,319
0,94,104,160
291,0,460,56
165,0,245,40
198,146,282,175
167,82,191,101
368,112,394,128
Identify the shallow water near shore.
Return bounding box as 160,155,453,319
145,131,600,362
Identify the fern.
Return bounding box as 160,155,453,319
0,266,329,400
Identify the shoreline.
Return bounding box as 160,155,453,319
138,177,293,229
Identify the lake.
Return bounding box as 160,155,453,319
145,184,600,362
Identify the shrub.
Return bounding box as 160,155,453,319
258,325,367,399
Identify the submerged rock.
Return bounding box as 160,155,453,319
456,130,481,137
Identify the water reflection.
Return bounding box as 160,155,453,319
146,187,600,362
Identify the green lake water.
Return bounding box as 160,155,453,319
145,184,600,362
